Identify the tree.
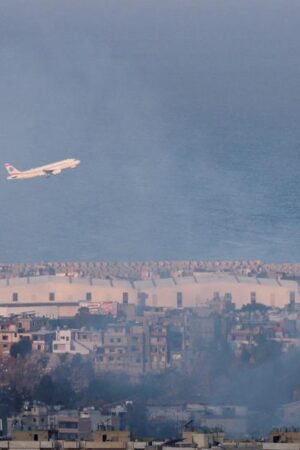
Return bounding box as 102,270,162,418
252,335,281,364
10,339,32,358
78,307,89,314
35,375,55,405
240,302,269,313
35,374,75,406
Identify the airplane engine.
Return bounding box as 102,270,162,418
52,169,61,175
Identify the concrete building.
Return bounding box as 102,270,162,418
0,274,298,318
7,402,49,438
263,431,300,450
95,324,129,372
53,329,102,355
10,407,88,442
0,436,129,450
182,430,225,447
31,330,56,352
0,324,31,356
147,319,168,372
95,323,146,375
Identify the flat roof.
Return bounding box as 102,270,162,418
134,280,154,289
0,275,297,290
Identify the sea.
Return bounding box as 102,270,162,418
0,1,299,263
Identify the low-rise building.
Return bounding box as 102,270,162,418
52,329,102,355
0,324,31,356
31,330,56,352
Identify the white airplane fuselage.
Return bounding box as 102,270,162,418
5,159,80,180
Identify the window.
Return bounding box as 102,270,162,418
12,292,18,302
138,292,147,307
290,291,296,304
58,421,78,429
225,292,232,302
213,291,220,301
177,292,183,308
122,292,129,305
250,292,256,304
49,292,55,301
86,292,92,301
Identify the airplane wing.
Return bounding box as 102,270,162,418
43,168,62,175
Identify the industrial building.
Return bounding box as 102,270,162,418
0,274,298,318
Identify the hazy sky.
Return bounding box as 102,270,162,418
0,0,299,262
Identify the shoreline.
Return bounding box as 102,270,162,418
0,259,300,280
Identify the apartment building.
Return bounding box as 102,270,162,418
52,329,102,355
95,324,129,372
7,402,129,443
31,330,56,352
147,320,168,372
0,323,31,356
7,402,49,437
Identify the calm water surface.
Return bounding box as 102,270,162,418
0,1,299,263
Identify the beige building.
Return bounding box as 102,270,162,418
182,430,225,448
0,440,128,450
95,323,145,375
0,274,298,318
0,324,31,356
53,329,102,355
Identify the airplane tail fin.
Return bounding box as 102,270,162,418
4,163,20,175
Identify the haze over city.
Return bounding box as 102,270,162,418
1,1,300,447
0,0,299,262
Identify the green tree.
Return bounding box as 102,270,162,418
35,374,75,406
240,302,269,313
10,339,32,358
35,375,55,405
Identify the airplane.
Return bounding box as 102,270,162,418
4,158,80,180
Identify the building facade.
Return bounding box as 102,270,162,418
0,274,298,318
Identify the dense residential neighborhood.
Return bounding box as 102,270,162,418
0,287,300,441
1,291,300,372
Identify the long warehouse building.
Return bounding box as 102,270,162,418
0,274,298,317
